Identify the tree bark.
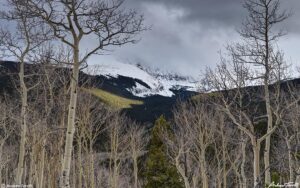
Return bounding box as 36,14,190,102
264,81,272,185
133,151,139,188
253,141,261,188
89,144,95,188
16,61,28,185
286,140,294,183
77,139,82,188
60,48,80,188
175,155,190,188
263,4,272,184
199,153,208,188
222,136,227,188
109,124,119,188
28,146,34,185
72,151,76,188
39,139,46,188
241,140,247,188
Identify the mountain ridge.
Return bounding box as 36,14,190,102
0,61,198,123
84,61,198,97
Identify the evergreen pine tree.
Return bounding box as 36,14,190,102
144,115,183,188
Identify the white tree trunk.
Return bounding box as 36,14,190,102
241,141,247,188
89,144,95,188
264,108,272,185
175,155,191,188
263,17,272,184
287,140,294,183
16,61,28,185
38,139,46,188
132,152,139,188
60,53,80,188
77,139,82,188
199,153,208,188
222,137,227,188
253,142,261,188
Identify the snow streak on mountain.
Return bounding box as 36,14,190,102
84,62,198,97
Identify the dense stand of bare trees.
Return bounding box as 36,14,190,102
162,0,299,187
0,0,299,187
162,82,300,187
0,74,149,187
16,1,145,186
201,0,297,187
0,0,145,187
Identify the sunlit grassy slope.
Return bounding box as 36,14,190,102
84,88,143,109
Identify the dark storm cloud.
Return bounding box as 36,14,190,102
129,0,245,27
1,0,299,77
106,0,300,77
127,0,300,33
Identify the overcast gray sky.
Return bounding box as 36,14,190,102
1,0,299,78
89,0,300,78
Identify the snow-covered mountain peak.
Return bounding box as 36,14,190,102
84,62,198,97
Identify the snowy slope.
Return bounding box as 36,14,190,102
84,62,198,97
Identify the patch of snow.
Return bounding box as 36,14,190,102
83,61,199,97
127,82,173,97
85,62,159,89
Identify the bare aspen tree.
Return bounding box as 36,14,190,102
74,115,84,188
107,113,130,188
0,1,49,184
224,130,249,188
76,90,112,188
239,136,249,188
204,59,276,187
16,1,146,186
36,50,61,188
26,113,45,186
47,47,75,184
202,0,292,185
165,114,195,188
25,86,53,187
170,99,244,188
278,87,300,183
228,0,291,184
22,49,73,187
127,121,148,188
170,101,218,188
212,114,243,188
23,60,66,188
0,100,14,185
25,47,68,187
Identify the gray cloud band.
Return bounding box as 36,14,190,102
1,0,299,77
